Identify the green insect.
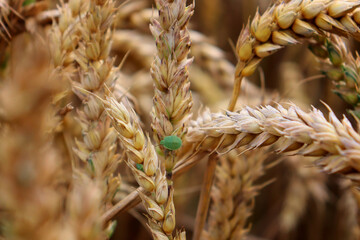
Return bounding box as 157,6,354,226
136,163,144,171
160,135,182,150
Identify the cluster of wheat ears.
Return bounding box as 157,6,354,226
1,0,360,239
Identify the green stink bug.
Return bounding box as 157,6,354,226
136,163,144,171
160,135,182,150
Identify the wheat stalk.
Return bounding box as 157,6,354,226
192,153,218,240
229,0,360,110
185,103,360,184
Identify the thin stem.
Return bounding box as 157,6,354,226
100,189,142,224
192,154,218,240
228,76,243,111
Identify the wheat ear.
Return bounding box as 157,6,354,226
150,0,194,171
229,0,360,110
69,0,121,206
148,0,195,238
102,95,192,239
186,103,360,184
201,149,271,240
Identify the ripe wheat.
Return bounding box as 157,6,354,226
229,0,360,110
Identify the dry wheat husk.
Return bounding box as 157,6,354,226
111,0,196,237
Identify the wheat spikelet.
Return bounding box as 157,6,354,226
229,0,360,110
50,0,85,69
186,103,360,184
112,3,236,90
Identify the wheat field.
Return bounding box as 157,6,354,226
1,0,360,240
